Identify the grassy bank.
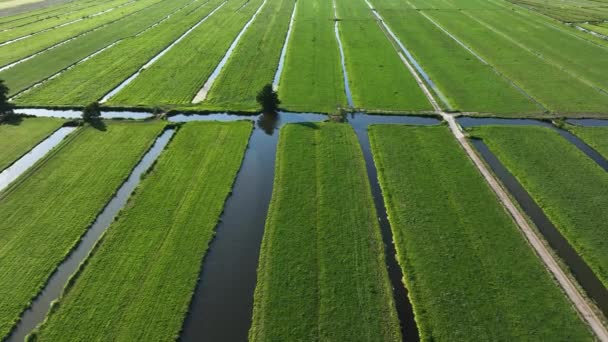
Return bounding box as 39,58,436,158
370,124,592,340
0,121,164,339
0,117,64,171
471,125,608,289
250,122,401,341
567,125,608,158
29,121,251,341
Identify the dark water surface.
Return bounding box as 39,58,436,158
5,129,175,342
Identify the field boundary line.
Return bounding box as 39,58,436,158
373,2,608,337
409,4,548,113
460,8,608,98
192,0,269,103
100,0,228,103
572,25,608,41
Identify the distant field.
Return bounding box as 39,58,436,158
369,124,591,340
14,0,223,106
335,0,431,112
470,125,608,289
0,117,63,171
0,121,164,340
278,0,346,113
108,0,265,106
250,123,400,341
568,125,608,158
507,0,608,22
202,0,295,111
30,121,251,341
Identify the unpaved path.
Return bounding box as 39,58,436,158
370,3,608,338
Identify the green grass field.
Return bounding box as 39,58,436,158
250,123,401,341
507,0,608,22
201,0,295,111
369,124,592,340
0,0,190,96
0,117,63,171
0,0,100,29
335,0,431,112
0,0,162,68
29,121,251,341
278,0,346,113
0,121,164,340
470,125,608,289
108,0,264,106
0,0,134,43
370,0,541,115
567,125,608,159
14,0,223,106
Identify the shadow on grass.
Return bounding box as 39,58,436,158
1,114,24,126
89,119,107,131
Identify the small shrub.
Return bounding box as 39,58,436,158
256,84,280,113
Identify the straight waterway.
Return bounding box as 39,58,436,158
192,0,268,103
0,126,75,192
272,0,297,89
5,128,175,342
459,117,608,319
332,0,354,107
15,108,153,119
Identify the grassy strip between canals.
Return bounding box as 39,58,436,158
30,121,252,341
0,120,165,340
250,123,400,341
420,5,608,115
201,0,295,111
470,125,608,289
0,117,64,171
0,0,162,68
567,125,608,158
15,0,223,107
0,0,99,30
369,124,592,341
0,0,190,96
108,0,264,106
335,0,431,112
369,0,541,115
278,0,346,113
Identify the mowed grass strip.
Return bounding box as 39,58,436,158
0,121,165,339
0,117,63,171
369,124,592,340
250,123,401,341
108,0,264,106
29,121,251,341
0,0,163,68
423,8,608,114
0,0,192,96
471,125,608,288
202,0,295,111
0,0,133,43
369,0,540,115
335,0,430,112
15,0,223,107
278,0,346,113
568,125,608,158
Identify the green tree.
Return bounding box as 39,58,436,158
256,84,280,113
82,102,101,122
0,79,14,123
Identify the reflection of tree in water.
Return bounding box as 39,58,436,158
256,111,280,135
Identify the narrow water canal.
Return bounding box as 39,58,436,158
0,126,75,192
5,129,175,342
349,113,440,342
174,112,326,341
458,116,608,317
